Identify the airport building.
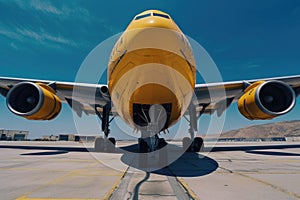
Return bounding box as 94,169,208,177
59,134,96,142
42,135,59,141
41,134,96,142
0,129,29,141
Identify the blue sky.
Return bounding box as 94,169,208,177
0,0,300,139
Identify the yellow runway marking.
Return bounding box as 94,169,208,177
102,166,129,200
16,197,101,200
15,163,129,200
217,171,300,175
15,163,97,200
237,173,300,199
219,167,300,199
177,177,199,200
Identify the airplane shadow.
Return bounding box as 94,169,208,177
245,150,300,157
210,144,300,152
1,142,300,178
120,144,219,177
20,150,69,156
0,144,91,152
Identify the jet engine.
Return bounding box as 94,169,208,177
6,82,61,120
238,81,295,120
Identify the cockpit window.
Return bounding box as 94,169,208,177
135,13,151,20
153,13,170,19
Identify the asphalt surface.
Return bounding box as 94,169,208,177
0,141,299,200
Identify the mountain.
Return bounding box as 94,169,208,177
220,120,300,138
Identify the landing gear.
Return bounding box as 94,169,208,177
94,137,104,152
138,135,167,152
94,137,116,152
182,104,205,153
182,137,204,153
193,137,204,152
138,134,168,168
94,103,116,152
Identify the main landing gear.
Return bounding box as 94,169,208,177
182,104,205,153
94,103,116,152
182,137,204,152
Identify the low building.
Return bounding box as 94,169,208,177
0,130,29,141
42,135,59,141
59,134,75,141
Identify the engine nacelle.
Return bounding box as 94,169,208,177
100,86,111,101
6,82,62,120
238,81,296,120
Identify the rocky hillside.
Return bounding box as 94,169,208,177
221,120,300,138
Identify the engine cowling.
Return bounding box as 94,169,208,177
238,80,296,120
6,82,62,120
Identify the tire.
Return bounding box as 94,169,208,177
107,137,116,152
139,140,148,153
158,138,167,149
94,137,104,152
182,137,192,152
193,137,204,152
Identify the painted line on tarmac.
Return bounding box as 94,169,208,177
103,166,130,200
16,197,101,200
15,163,103,200
176,177,199,200
219,166,300,199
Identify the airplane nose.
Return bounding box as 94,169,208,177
128,14,179,31
142,17,177,30
144,17,176,30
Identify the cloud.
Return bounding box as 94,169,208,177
13,0,91,23
0,24,78,50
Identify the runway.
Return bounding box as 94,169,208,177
0,141,299,200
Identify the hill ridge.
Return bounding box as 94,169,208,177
221,120,300,138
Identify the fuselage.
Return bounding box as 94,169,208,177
108,10,196,131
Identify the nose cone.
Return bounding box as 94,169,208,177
128,10,180,31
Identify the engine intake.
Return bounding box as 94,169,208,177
238,81,296,120
6,82,61,120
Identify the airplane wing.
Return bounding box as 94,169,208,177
193,75,300,117
0,77,114,117
1,75,300,120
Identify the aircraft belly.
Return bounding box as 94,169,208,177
109,51,195,129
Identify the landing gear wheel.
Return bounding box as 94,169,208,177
94,137,104,152
158,138,167,149
193,137,204,152
182,137,192,152
107,137,116,152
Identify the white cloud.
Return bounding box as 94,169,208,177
28,0,62,15
13,0,91,23
17,28,77,46
0,25,78,50
10,42,18,50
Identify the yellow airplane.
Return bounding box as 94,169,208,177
0,10,300,153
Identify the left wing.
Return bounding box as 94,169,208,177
0,77,114,118
193,75,300,118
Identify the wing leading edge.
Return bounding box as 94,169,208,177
1,74,300,120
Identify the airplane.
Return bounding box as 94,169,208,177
0,10,300,154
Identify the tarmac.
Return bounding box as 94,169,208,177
0,140,299,200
